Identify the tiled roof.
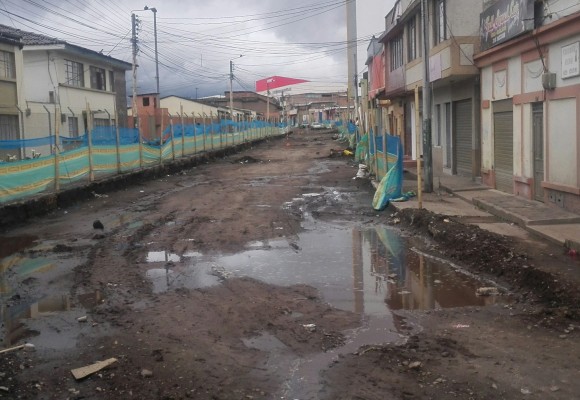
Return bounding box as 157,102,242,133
0,24,64,45
0,24,131,69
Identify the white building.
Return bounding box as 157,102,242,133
0,25,131,158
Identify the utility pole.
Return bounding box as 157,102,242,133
152,7,159,94
266,85,269,123
346,0,357,121
195,87,198,100
353,52,359,132
229,60,234,124
421,0,433,192
131,12,143,168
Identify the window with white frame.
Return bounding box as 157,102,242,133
0,51,15,79
434,0,447,45
407,17,417,61
90,66,106,90
390,34,403,71
65,60,84,87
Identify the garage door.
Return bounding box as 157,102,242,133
493,110,513,193
453,99,472,176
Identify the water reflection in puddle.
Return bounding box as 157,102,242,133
146,251,181,263
0,235,38,259
1,290,104,348
0,256,55,276
146,225,503,312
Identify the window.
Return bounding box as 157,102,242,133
0,114,19,140
434,0,447,45
407,17,417,61
90,66,106,90
435,104,441,146
0,51,15,79
142,97,150,107
68,116,79,138
94,118,110,127
65,60,84,87
390,34,403,71
109,70,115,92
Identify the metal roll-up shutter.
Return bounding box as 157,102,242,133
493,110,514,193
453,99,472,176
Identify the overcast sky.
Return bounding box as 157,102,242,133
0,0,395,98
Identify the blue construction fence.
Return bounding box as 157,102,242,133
0,120,282,204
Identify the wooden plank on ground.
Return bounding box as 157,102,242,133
71,358,118,380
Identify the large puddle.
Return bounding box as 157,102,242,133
145,222,505,398
146,224,503,312
1,290,104,349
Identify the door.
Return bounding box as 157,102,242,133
532,103,544,201
453,99,472,176
445,103,451,168
493,102,514,193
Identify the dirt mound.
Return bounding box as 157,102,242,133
391,208,580,319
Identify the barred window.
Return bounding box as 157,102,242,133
434,0,447,45
68,116,79,138
0,51,16,79
90,66,106,91
390,34,403,71
407,17,417,61
65,60,84,87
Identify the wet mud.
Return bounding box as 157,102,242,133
1,130,579,399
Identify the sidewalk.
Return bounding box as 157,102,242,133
387,169,580,249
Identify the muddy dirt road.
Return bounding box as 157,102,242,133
1,130,579,399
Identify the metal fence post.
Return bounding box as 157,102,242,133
169,113,175,161
86,102,94,182
114,107,121,173
180,106,185,158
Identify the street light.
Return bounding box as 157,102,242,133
144,6,159,95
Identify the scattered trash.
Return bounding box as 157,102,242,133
491,383,498,390
77,316,88,323
476,287,499,296
408,361,422,370
92,192,109,198
0,343,35,355
443,218,450,223
289,242,301,251
355,164,369,179
303,324,316,332
0,386,8,392
434,280,442,284
140,369,153,378
452,324,470,329
520,388,531,395
71,358,118,380
343,149,353,156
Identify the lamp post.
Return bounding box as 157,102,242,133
144,6,159,95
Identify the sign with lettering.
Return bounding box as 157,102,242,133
480,0,533,51
562,42,580,79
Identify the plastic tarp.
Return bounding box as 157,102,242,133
372,135,403,211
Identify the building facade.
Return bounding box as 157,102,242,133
0,25,131,159
376,0,482,176
475,0,580,212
